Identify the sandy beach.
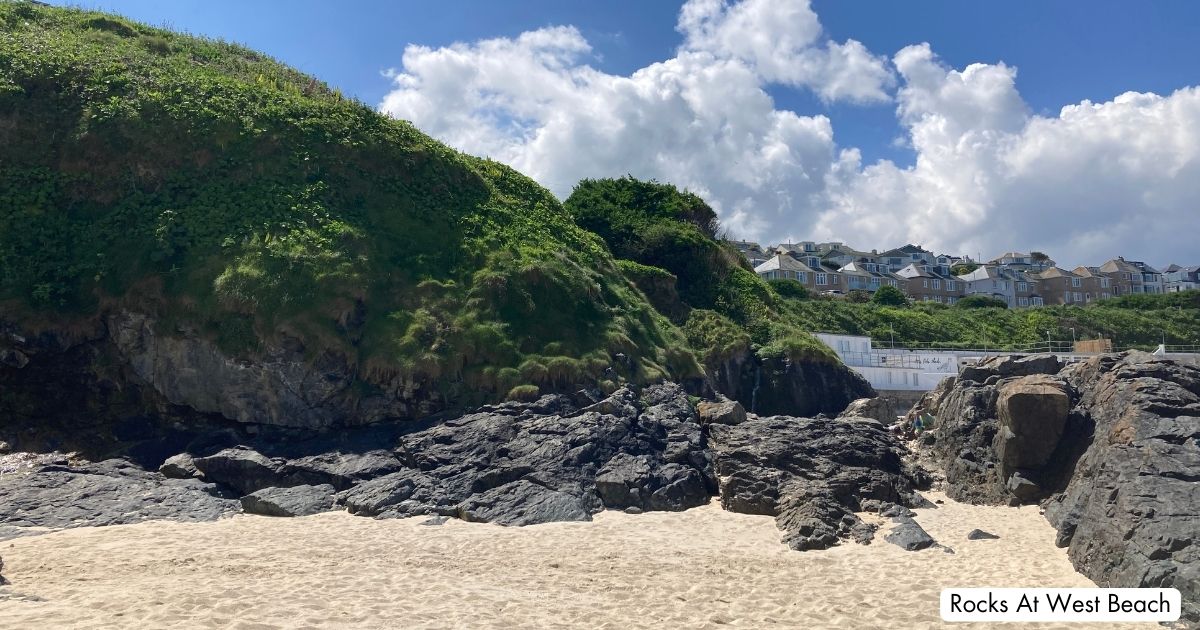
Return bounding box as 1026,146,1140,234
0,491,1146,630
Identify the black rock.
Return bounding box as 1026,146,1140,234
967,529,1000,540
0,459,236,535
158,453,200,479
708,414,928,551
281,450,404,491
240,484,336,517
193,447,285,495
459,480,591,526
884,517,936,551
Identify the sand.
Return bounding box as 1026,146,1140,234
0,491,1145,630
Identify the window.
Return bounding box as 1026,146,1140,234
1124,272,1132,280
923,296,931,302
1064,293,1072,303
1018,297,1030,306
1101,278,1110,288
888,279,898,287
797,272,807,283
1071,278,1081,287
946,280,956,290
816,273,827,285
809,258,820,268
933,279,941,289
922,279,929,288
1033,297,1044,306
870,277,880,286
935,295,943,303
1074,292,1082,302
1018,282,1027,291
911,253,921,260
1103,292,1111,299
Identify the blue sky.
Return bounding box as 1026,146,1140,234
44,0,1200,264
49,0,1200,166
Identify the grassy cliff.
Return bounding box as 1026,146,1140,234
0,2,700,407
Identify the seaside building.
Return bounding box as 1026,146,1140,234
1163,264,1200,293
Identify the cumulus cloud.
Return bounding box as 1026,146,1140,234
379,0,1200,266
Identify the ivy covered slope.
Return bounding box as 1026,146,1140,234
0,3,699,416
566,177,872,415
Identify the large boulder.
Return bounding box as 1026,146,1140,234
708,415,928,550
995,375,1071,482
958,354,1063,384
158,453,200,479
193,447,285,495
696,398,746,426
240,484,337,517
884,517,937,551
839,397,896,423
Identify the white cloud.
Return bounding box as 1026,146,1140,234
379,0,1200,267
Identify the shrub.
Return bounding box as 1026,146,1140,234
957,295,1009,309
871,285,907,306
768,278,808,300
846,289,871,303
505,385,541,402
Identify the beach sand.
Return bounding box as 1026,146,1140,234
0,491,1143,629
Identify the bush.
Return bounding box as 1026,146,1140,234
871,285,907,306
957,295,1009,309
767,278,809,300
846,289,871,303
505,385,541,402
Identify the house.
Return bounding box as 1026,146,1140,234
1033,267,1088,305
988,251,1056,271
956,265,1017,306
1071,266,1114,303
1163,264,1200,293
754,253,815,284
1097,258,1146,296
879,244,936,272
1127,260,1164,294
895,263,964,304
730,240,769,268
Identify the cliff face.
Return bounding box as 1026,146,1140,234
918,352,1200,623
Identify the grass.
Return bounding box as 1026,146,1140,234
0,1,698,409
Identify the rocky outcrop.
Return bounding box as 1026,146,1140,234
920,352,1200,623
708,414,929,550
339,383,714,524
0,458,236,537
839,397,896,423
240,484,337,517
740,356,875,418
193,447,286,495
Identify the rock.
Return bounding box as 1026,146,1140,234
0,554,6,586
624,506,643,515
0,348,28,369
967,529,1000,540
338,382,715,526
839,397,896,423
240,484,336,517
696,398,746,426
879,503,914,519
281,450,404,490
419,516,448,526
458,480,591,526
958,354,1063,384
708,414,928,551
995,375,1070,482
884,517,936,551
924,351,1200,624
158,453,200,479
0,441,9,455
0,458,236,533
193,447,285,495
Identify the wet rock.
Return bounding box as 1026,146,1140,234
240,484,336,517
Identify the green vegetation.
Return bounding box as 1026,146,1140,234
565,177,836,365
871,285,908,306
950,263,980,275
777,293,1200,350
0,3,700,407
956,295,1008,309
767,278,808,300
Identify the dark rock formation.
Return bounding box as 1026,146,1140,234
240,484,337,517
158,453,200,479
922,351,1200,623
0,458,236,537
708,414,929,550
280,450,405,491
339,383,714,524
193,447,286,495
884,517,936,551
738,356,876,418
967,529,999,540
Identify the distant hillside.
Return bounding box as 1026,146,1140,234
0,2,699,413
